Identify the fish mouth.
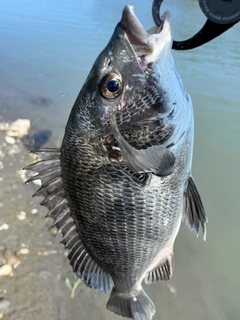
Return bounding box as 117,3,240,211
120,5,172,70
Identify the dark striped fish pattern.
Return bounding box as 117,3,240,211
25,6,207,320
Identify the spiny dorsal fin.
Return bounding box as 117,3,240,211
183,176,207,241
145,254,174,284
24,148,113,293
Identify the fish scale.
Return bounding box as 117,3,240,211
63,140,178,280
25,6,207,320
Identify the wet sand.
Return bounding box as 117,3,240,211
0,107,239,320
0,126,125,320
0,122,178,320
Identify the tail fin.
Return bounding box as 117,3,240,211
106,287,155,320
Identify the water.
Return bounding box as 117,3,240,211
0,0,240,319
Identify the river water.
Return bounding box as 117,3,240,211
0,0,240,319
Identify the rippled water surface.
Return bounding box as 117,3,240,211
0,0,240,319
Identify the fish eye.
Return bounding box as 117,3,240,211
99,73,122,99
107,80,119,93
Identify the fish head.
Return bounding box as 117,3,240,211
69,5,181,134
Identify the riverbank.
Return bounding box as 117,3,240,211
0,121,119,320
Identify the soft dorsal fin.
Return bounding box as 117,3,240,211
111,113,175,177
183,176,207,240
145,254,174,284
24,148,113,293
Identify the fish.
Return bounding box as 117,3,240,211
25,5,207,320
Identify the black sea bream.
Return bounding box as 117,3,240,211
25,6,207,320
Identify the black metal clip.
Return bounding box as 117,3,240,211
152,0,240,50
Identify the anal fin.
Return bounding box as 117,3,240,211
183,176,207,240
145,255,174,284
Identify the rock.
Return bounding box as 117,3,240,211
22,129,52,151
37,251,49,256
0,161,3,170
18,248,29,255
0,297,12,314
7,119,31,138
0,264,12,276
167,284,177,294
0,122,10,131
3,249,19,266
16,211,27,221
31,208,38,214
0,224,9,231
6,131,19,137
17,169,27,184
7,144,20,155
49,227,58,235
5,136,15,144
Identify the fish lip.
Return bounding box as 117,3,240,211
120,5,172,70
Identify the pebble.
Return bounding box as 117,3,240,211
6,131,19,137
0,264,12,277
167,284,177,294
0,122,10,131
0,161,3,170
16,211,27,221
49,226,58,235
18,248,29,255
5,136,15,145
37,251,49,256
31,208,38,214
8,144,20,155
17,169,27,184
3,249,19,266
0,298,11,314
0,224,9,231
7,119,31,137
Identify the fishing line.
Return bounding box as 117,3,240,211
30,95,63,129
28,75,83,130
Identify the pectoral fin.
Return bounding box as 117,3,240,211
111,114,175,177
183,176,207,240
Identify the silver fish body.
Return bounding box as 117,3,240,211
26,6,207,320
